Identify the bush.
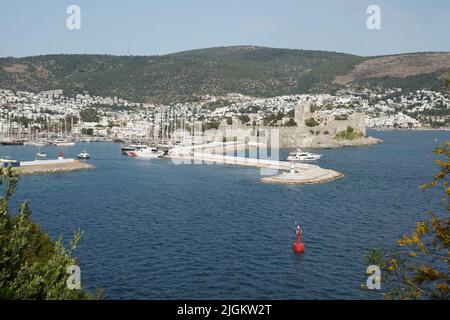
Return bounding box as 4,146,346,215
284,118,297,127
334,115,348,121
305,117,319,127
79,108,100,123
334,126,363,140
238,115,250,124
365,142,450,299
0,167,94,300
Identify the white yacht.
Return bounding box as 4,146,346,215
287,149,322,162
126,146,159,158
53,139,75,146
77,151,90,159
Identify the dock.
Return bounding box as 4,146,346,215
169,151,343,185
13,159,95,175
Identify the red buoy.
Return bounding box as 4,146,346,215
293,225,304,253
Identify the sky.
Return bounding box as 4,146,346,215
0,0,449,58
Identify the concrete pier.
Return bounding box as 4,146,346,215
169,151,343,185
14,159,95,175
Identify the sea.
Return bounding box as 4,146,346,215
2,130,449,299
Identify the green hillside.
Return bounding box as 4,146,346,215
0,46,448,103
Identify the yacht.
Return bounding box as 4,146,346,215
121,144,148,155
53,139,75,146
36,152,47,158
287,149,322,162
77,151,90,159
126,146,159,158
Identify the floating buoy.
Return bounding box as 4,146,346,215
293,224,304,253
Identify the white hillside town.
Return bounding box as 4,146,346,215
0,86,449,143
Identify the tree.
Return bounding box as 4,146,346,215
365,142,450,299
0,166,94,299
79,108,100,123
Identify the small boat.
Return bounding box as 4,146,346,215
52,139,75,146
126,146,158,158
157,150,168,158
287,149,322,162
77,151,90,159
55,141,75,146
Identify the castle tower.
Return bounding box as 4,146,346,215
294,102,311,125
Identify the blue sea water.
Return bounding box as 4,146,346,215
3,130,449,299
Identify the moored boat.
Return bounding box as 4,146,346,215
121,144,148,155
77,150,90,159
287,149,322,162
126,146,158,158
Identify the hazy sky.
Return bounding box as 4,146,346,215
0,0,449,57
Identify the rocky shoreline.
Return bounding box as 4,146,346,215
328,136,383,148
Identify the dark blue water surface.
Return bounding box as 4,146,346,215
3,130,449,299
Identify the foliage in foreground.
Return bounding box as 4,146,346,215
0,167,93,299
365,142,450,299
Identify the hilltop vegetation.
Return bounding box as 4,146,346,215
1,46,449,104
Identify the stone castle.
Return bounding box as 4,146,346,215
218,102,370,148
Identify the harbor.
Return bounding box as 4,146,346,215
6,130,443,299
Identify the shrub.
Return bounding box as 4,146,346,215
238,115,250,124
305,117,319,127
284,118,297,127
0,167,95,300
334,115,348,121
334,126,363,140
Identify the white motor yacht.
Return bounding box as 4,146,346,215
287,149,322,161
77,150,90,159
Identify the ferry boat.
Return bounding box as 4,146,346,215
77,151,90,159
287,149,322,162
126,146,159,158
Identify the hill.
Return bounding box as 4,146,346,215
0,46,449,103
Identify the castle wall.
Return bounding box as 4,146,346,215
216,102,367,148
